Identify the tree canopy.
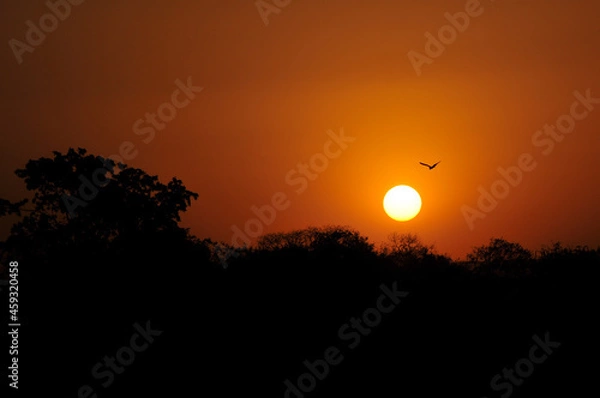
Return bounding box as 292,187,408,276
0,148,198,262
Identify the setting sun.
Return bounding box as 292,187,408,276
383,185,422,222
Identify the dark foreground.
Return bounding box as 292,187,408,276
2,227,599,397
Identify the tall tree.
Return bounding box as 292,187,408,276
0,148,198,262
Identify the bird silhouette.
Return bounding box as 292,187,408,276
419,161,441,170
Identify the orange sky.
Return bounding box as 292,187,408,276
1,0,599,258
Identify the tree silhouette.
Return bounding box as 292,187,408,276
467,237,533,277
535,241,600,280
0,198,29,217
0,148,198,263
381,233,433,261
256,225,375,259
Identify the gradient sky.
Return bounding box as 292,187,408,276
1,0,599,258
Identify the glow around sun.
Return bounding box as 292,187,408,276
383,185,422,222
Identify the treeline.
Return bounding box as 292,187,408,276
0,149,598,396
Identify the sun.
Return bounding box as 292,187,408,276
383,185,422,221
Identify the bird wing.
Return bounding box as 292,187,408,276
419,162,431,168
432,161,441,167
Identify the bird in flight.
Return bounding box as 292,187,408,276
419,161,441,170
